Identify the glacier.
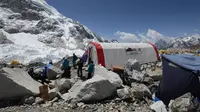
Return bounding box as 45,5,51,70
0,0,104,64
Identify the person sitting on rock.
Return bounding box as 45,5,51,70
72,53,78,69
87,61,94,79
77,58,83,78
62,57,71,78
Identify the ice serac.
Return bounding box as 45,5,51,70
0,67,41,100
0,0,104,64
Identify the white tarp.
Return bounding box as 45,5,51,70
0,68,41,100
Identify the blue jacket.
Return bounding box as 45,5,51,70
42,64,51,77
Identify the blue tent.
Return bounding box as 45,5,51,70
155,54,200,105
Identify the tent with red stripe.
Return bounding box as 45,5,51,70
85,42,159,69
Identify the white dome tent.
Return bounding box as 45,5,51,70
85,42,159,69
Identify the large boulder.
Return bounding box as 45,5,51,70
124,59,144,84
62,75,116,103
54,78,72,93
124,69,145,84
130,83,152,100
146,68,162,81
0,68,41,100
94,65,123,89
125,59,141,71
171,93,198,112
47,65,62,80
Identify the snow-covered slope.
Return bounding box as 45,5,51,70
0,0,103,64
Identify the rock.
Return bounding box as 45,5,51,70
131,83,152,99
147,68,162,81
124,70,145,84
33,67,43,75
94,65,123,89
48,80,55,89
125,59,141,71
23,96,35,105
117,87,131,100
49,88,58,100
171,94,196,112
77,102,84,107
143,64,148,69
157,62,162,68
47,65,62,80
135,106,154,112
62,75,116,103
140,66,144,71
148,83,159,94
143,77,154,85
55,78,72,93
50,97,59,103
35,97,44,104
123,59,145,84
42,101,52,107
0,68,41,100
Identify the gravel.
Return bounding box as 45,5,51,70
0,99,154,112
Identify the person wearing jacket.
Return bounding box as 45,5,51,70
62,58,71,78
72,53,78,69
87,61,94,79
41,64,51,84
77,58,84,77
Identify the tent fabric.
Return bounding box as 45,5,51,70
162,54,200,74
148,42,160,60
87,42,159,69
156,54,200,106
89,42,106,67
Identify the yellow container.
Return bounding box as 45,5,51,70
11,60,19,65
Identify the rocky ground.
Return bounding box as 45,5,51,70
0,59,159,112
0,100,153,112
0,59,199,112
